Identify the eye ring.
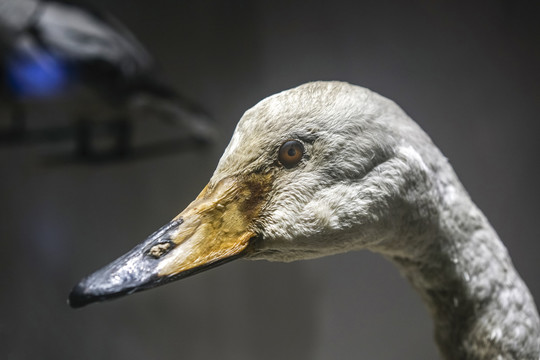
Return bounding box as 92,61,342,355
278,140,304,168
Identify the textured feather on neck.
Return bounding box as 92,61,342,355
377,146,540,359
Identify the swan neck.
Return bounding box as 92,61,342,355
386,192,540,359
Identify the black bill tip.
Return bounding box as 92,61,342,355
68,221,183,308
68,276,146,308
68,283,92,308
67,250,159,308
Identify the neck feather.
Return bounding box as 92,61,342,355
379,170,540,359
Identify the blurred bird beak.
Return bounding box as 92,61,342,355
68,174,271,308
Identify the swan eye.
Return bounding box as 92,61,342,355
278,140,304,168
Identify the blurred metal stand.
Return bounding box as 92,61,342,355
0,0,215,161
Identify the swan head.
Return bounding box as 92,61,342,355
69,81,439,307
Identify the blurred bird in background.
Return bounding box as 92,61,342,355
0,0,214,159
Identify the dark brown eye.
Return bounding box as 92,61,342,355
278,140,304,168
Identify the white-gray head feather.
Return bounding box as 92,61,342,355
210,81,540,359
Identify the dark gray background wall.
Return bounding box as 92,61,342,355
2,1,539,359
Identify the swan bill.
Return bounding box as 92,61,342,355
68,175,271,308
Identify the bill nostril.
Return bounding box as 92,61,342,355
146,240,176,259
144,218,183,258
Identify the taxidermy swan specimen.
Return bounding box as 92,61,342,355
69,82,540,359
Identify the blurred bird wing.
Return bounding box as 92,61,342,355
35,2,154,75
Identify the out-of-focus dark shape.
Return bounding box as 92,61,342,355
0,0,214,159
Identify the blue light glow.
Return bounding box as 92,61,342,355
6,51,70,98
